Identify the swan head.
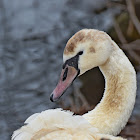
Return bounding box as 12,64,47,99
50,29,113,102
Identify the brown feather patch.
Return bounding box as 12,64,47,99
64,31,85,55
89,47,96,53
64,29,108,55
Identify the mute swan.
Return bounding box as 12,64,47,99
12,29,136,140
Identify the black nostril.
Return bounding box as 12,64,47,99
50,94,54,102
63,67,68,81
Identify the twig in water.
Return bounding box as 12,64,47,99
126,0,140,34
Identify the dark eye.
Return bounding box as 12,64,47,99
78,51,83,55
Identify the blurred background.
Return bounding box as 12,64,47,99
0,0,140,139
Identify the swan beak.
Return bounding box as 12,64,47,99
50,65,79,102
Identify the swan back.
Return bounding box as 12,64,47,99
12,109,98,140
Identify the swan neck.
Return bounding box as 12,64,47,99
83,41,136,136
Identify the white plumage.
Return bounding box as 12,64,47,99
12,29,136,140
12,109,124,140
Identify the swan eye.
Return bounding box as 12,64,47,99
63,67,68,81
62,51,82,70
78,51,83,55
